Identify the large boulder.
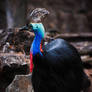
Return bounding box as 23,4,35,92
0,53,29,92
6,74,33,92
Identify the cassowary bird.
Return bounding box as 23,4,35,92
20,23,91,92
20,8,91,92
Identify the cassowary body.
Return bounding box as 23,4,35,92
28,23,90,92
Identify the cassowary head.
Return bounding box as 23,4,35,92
19,23,45,39
29,23,45,39
19,8,49,39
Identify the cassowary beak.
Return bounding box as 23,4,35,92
19,24,30,31
19,24,33,32
19,26,28,31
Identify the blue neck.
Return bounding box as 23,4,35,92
30,34,43,56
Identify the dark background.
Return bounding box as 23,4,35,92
0,0,92,33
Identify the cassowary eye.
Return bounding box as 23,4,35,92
29,24,33,29
36,26,38,28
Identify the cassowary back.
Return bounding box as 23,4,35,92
32,39,90,92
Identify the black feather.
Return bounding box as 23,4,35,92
32,38,90,92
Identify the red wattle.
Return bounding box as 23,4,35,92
40,42,43,53
30,52,33,73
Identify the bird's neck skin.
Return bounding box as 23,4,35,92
30,34,43,56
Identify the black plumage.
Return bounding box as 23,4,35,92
32,38,90,92
19,8,91,92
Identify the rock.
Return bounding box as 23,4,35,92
6,29,34,54
0,29,34,54
84,69,92,92
6,74,33,92
0,29,13,49
0,53,29,92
